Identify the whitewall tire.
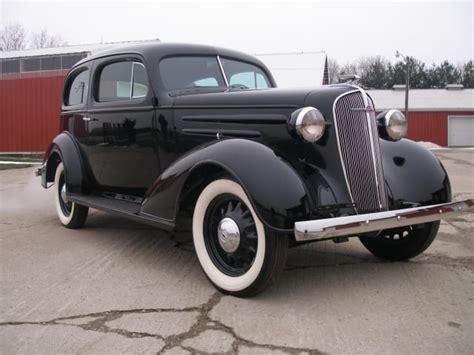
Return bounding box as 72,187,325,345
192,179,288,297
54,162,88,229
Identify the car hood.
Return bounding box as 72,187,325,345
171,85,359,112
171,87,314,108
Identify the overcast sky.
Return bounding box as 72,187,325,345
1,0,472,64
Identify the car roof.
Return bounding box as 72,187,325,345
72,42,267,70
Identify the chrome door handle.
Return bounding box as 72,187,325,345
82,117,91,121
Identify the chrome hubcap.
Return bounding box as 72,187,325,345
60,183,68,203
217,217,240,253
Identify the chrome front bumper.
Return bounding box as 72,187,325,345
294,199,473,241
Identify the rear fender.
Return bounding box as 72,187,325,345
43,132,92,194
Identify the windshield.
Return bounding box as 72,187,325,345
159,56,272,92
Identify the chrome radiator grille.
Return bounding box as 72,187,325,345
333,91,388,213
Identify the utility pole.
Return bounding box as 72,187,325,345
396,51,410,119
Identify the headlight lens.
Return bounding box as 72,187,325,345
294,107,326,143
382,110,407,141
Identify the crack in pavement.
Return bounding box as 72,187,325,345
0,292,324,355
7,251,470,352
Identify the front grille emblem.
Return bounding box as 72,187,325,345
351,106,374,113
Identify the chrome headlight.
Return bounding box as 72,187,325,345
378,109,407,141
292,107,326,143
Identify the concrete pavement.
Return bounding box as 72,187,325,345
0,150,473,354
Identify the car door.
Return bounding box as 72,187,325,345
86,55,161,195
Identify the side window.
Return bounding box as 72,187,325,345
159,56,226,91
67,69,89,106
221,58,270,89
98,60,148,102
98,61,132,102
229,72,269,89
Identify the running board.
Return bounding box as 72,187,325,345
68,194,175,231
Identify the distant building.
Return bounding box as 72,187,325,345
368,88,474,147
256,51,329,88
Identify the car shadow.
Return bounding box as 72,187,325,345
76,211,424,299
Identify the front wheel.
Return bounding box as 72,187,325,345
192,179,288,297
359,221,440,261
54,162,89,229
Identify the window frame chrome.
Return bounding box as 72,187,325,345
130,62,148,99
216,55,229,87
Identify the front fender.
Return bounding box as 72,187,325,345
43,132,92,194
141,139,311,231
381,139,451,208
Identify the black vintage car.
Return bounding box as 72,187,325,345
37,43,472,297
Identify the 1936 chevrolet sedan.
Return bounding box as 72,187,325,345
37,43,473,297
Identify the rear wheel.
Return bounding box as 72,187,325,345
359,221,440,261
192,179,288,297
54,162,89,229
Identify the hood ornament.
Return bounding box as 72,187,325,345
338,74,361,84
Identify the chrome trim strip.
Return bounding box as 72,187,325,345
181,113,287,123
294,199,474,241
131,62,147,99
332,89,359,210
358,87,384,210
217,56,229,87
129,62,135,99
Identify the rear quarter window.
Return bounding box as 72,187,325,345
66,69,89,106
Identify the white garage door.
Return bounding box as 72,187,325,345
448,116,474,147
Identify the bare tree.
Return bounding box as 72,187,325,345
339,62,359,76
327,57,340,84
30,29,67,49
0,23,28,51
357,56,391,88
